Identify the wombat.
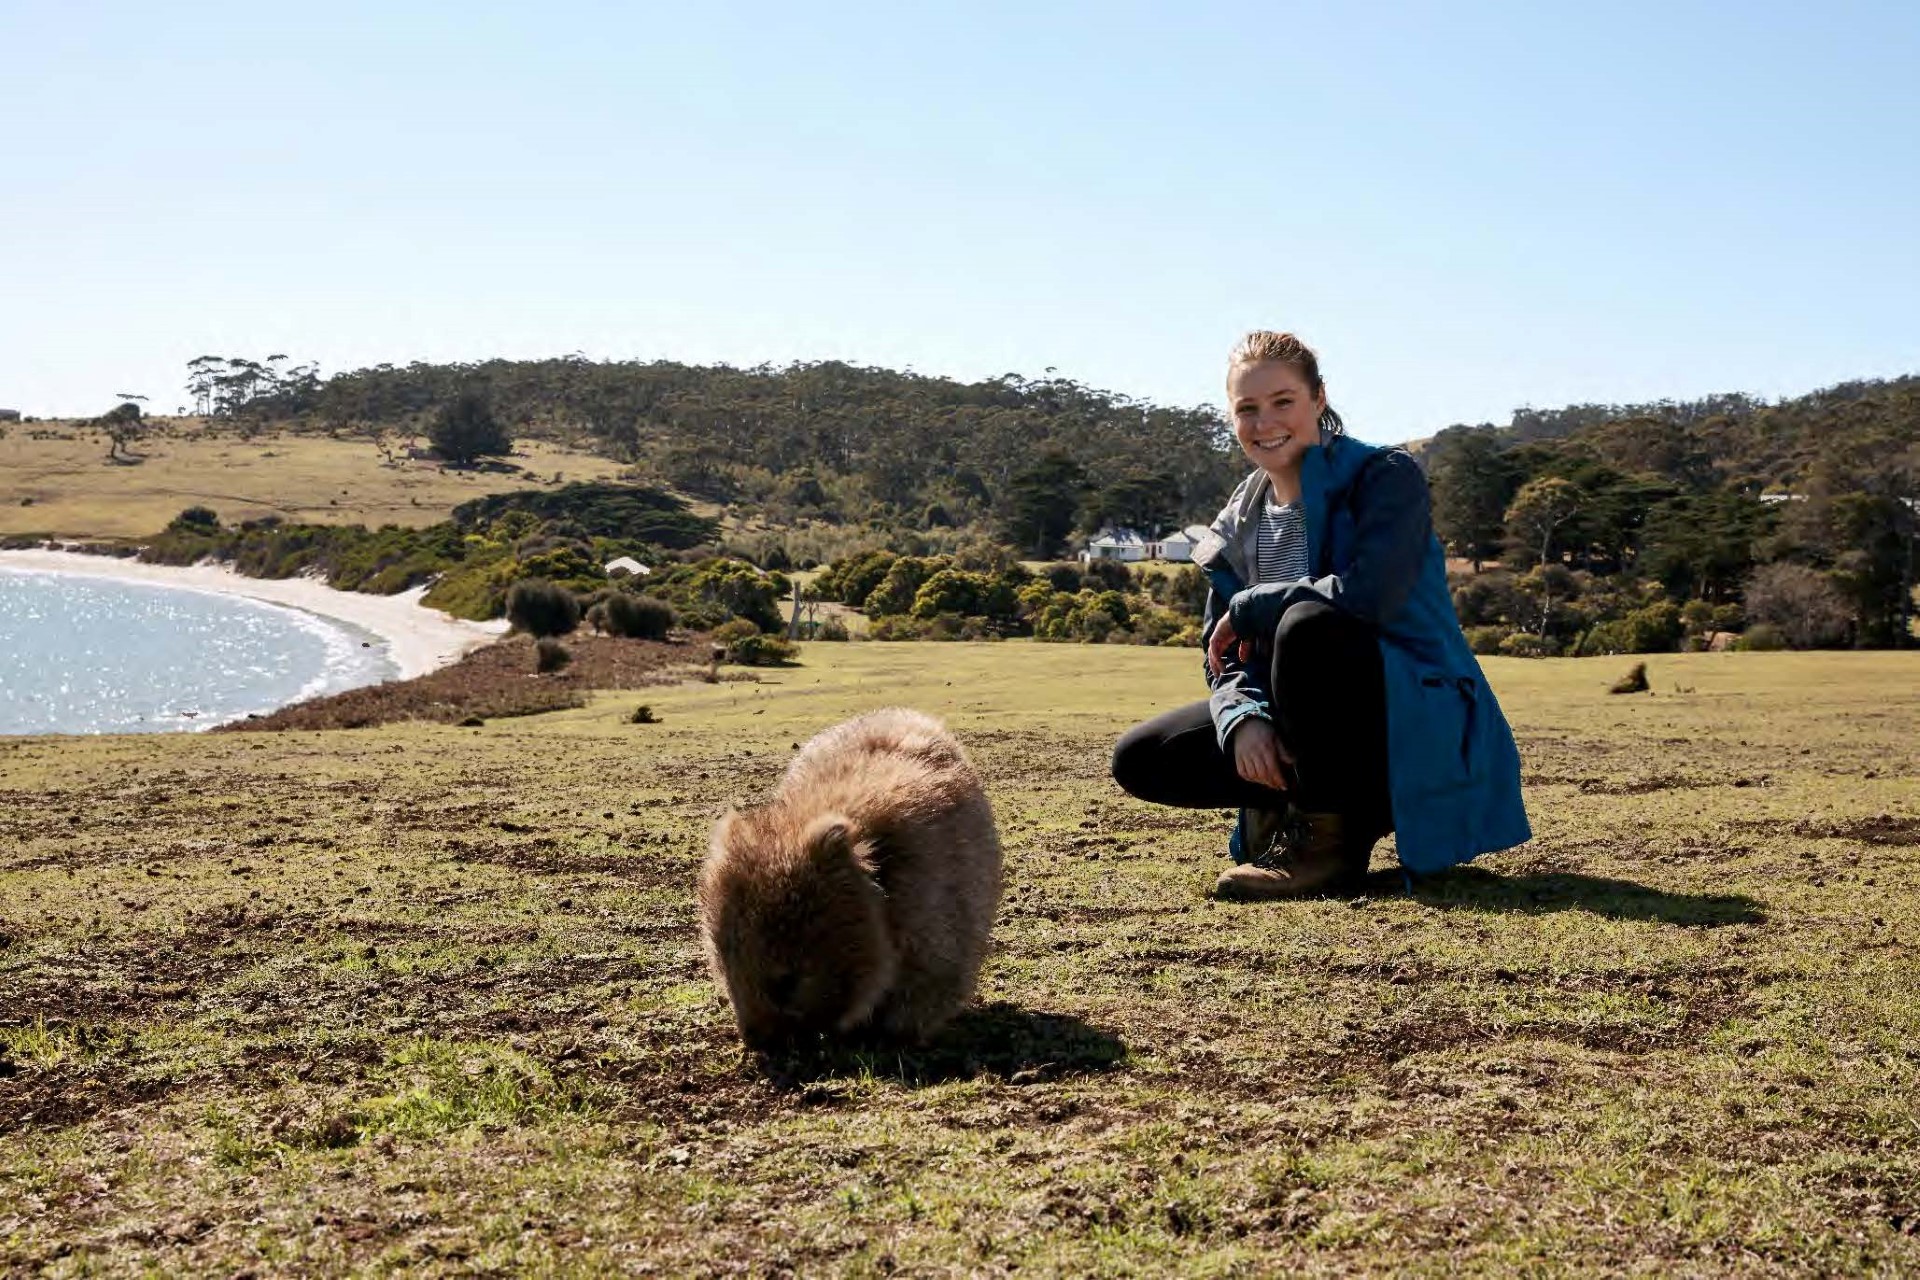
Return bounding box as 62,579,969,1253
699,707,1002,1050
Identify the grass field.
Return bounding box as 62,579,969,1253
0,420,625,539
3,645,1918,1275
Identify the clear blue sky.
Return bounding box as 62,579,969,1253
4,1,1917,441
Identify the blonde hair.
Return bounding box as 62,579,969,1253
1228,330,1345,437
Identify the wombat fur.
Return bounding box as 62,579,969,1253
700,707,1002,1050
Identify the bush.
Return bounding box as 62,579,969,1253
868,615,930,641
506,579,581,637
813,616,851,641
1465,625,1511,656
1734,622,1788,651
725,632,797,666
600,592,675,640
652,558,788,632
1498,631,1558,658
534,638,572,673
171,505,220,532
711,618,760,647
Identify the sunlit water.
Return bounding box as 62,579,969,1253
0,569,398,735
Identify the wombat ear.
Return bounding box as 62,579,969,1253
802,813,873,875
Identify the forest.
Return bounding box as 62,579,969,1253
169,354,1919,651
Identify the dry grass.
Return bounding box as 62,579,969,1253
219,634,703,732
2,645,1918,1275
0,419,626,539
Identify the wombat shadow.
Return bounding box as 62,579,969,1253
1402,867,1764,927
757,1001,1128,1090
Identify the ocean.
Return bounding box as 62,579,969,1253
0,568,398,735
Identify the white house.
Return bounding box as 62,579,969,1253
1082,528,1149,563
1154,525,1210,562
604,556,650,578
1154,530,1195,561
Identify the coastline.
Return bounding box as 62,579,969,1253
0,548,506,680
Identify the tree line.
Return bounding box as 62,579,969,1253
182,354,1246,557
1425,376,1920,650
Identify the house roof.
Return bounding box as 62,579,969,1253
1090,528,1147,547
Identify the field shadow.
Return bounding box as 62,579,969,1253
760,1002,1129,1090
1412,868,1764,927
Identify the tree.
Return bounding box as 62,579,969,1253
1428,428,1517,571
1742,562,1852,648
429,391,512,467
1638,491,1772,602
99,400,145,462
1082,468,1182,537
998,450,1089,559
1503,477,1585,568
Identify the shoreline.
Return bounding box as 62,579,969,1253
0,548,506,680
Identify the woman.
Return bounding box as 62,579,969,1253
1111,331,1529,900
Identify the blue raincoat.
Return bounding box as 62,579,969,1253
1190,435,1531,875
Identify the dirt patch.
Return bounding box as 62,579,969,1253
1736,814,1920,846
221,633,696,731
0,1059,181,1135
1523,772,1772,795
1345,967,1758,1065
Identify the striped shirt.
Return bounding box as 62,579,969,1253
1254,498,1309,585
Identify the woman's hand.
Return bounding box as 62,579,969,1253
1230,717,1293,792
1206,613,1258,677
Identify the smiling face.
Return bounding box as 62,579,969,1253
1229,359,1325,477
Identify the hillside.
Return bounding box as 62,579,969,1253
171,354,1248,558
1422,375,1920,491
0,417,626,541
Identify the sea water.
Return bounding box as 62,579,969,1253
0,569,398,735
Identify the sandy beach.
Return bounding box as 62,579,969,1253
0,548,505,679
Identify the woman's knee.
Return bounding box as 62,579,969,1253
1110,722,1165,799
1273,599,1343,662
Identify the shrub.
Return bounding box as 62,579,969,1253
1734,622,1788,651
652,558,787,632
171,505,220,532
1498,631,1558,658
864,556,945,617
726,633,797,666
600,592,675,640
506,579,581,637
534,638,572,673
711,618,760,647
812,616,851,641
868,615,930,641
1465,625,1511,656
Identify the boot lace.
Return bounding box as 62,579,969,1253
1249,810,1314,871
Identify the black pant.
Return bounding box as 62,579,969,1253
1111,600,1393,835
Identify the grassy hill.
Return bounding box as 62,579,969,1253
3,644,1917,1274
0,418,629,541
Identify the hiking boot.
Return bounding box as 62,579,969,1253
1214,809,1365,901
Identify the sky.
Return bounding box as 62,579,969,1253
3,1,1918,441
